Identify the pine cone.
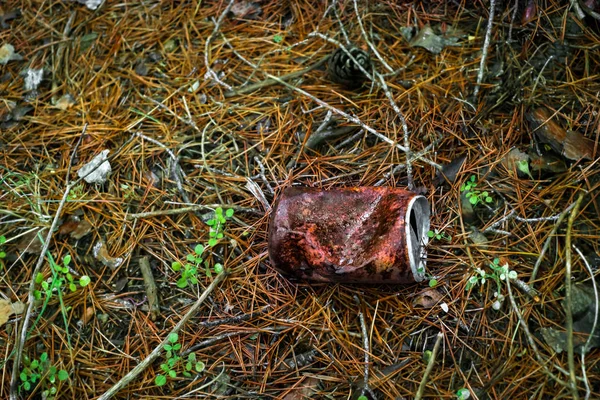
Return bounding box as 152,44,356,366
327,47,371,88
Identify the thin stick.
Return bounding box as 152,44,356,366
134,132,191,205
352,0,394,73
506,279,570,387
414,332,443,400
223,55,330,98
96,271,228,400
139,256,160,320
127,204,260,219
225,39,441,171
204,0,235,90
574,246,599,400
565,192,585,400
473,0,496,100
9,126,86,400
529,201,578,283
354,296,376,399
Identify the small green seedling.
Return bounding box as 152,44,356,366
34,255,91,300
273,34,284,43
417,265,439,288
0,235,6,259
427,229,451,241
19,352,68,398
206,207,234,247
172,208,232,287
456,388,471,399
460,175,493,206
0,235,6,269
465,258,517,295
155,333,205,387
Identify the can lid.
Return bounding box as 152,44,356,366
405,195,430,282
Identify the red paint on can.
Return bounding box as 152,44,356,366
268,187,430,284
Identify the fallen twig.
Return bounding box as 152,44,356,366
204,0,235,90
473,0,496,100
127,204,260,219
529,201,578,283
96,271,228,400
9,126,86,400
414,332,443,400
139,256,160,320
574,246,599,400
354,295,376,399
506,279,570,388
224,55,330,98
565,192,585,400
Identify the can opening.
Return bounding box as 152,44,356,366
405,195,430,282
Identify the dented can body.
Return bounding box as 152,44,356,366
268,186,430,284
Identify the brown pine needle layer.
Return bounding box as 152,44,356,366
1,1,599,399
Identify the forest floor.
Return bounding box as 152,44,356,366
1,1,600,399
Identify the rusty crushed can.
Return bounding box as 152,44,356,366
268,186,430,284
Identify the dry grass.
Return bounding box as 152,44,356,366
1,0,599,399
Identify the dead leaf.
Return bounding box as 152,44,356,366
413,288,443,309
0,299,25,326
563,130,595,160
78,150,111,184
81,306,95,326
93,240,123,269
57,217,92,239
501,148,531,177
16,230,44,254
541,281,600,354
55,94,76,110
469,228,488,247
529,152,567,174
282,376,319,400
230,1,262,19
0,43,22,65
71,220,92,239
409,25,460,54
528,107,595,161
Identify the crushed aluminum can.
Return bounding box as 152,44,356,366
268,186,430,284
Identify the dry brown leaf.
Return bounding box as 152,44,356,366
282,377,319,400
81,306,95,326
55,93,76,110
93,240,123,269
0,299,25,326
529,107,566,154
16,230,44,254
71,220,93,239
563,130,595,160
413,288,443,309
230,1,262,19
529,107,595,160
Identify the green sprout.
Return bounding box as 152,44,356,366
460,175,493,206
465,258,517,295
207,207,234,247
19,352,68,398
456,387,471,399
427,229,451,241
155,333,205,387
172,208,233,287
273,34,284,43
34,254,91,300
417,265,439,288
0,235,6,269
0,235,6,259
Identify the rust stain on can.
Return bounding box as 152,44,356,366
268,186,430,284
